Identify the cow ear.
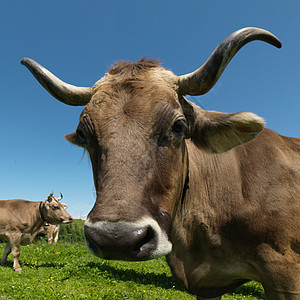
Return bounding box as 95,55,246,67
47,194,53,202
62,203,68,209
65,131,85,148
182,99,265,153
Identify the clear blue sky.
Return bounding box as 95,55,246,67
1,1,299,218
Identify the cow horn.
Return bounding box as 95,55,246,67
21,58,93,106
57,193,63,201
178,27,282,96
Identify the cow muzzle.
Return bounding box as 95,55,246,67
62,217,73,223
84,217,172,261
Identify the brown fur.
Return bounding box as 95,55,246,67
108,58,162,76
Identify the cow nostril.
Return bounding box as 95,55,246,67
132,226,155,256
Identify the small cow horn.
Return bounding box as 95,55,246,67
57,193,63,201
21,58,93,106
178,27,282,96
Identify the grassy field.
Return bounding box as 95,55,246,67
0,241,265,300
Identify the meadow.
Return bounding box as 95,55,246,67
0,222,265,299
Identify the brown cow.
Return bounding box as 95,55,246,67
0,192,72,271
45,224,60,244
21,27,300,299
38,222,61,244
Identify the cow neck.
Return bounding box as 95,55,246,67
169,143,189,225
39,201,47,222
181,144,190,205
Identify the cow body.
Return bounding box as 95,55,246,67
0,193,72,271
168,129,300,298
21,28,300,299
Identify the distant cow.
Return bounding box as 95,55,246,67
22,28,300,299
0,192,72,271
38,222,61,244
45,224,60,244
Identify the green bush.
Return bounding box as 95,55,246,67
58,219,85,243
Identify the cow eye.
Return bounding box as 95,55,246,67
171,119,188,137
76,129,87,145
53,206,60,210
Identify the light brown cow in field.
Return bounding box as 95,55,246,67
0,192,72,271
21,27,300,299
38,222,61,244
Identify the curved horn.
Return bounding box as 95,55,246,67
178,27,282,96
57,193,63,201
21,58,93,106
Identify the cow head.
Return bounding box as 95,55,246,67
41,192,73,225
22,27,281,261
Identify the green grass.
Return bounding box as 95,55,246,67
0,242,265,299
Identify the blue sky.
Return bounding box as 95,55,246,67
1,1,299,217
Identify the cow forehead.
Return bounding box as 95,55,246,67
48,198,61,206
90,68,178,106
93,67,178,91
81,69,182,127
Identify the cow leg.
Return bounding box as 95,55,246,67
263,281,300,300
259,249,300,300
264,288,300,300
53,235,58,243
53,227,59,243
48,235,53,244
7,235,22,272
0,243,11,266
47,230,53,244
11,243,22,272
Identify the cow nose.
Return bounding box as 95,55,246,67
84,222,156,261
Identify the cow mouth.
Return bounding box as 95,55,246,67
49,218,73,225
84,218,172,261
62,219,73,224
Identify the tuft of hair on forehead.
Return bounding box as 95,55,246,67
108,57,163,76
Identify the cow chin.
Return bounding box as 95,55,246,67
48,219,73,225
84,217,172,261
61,220,72,224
